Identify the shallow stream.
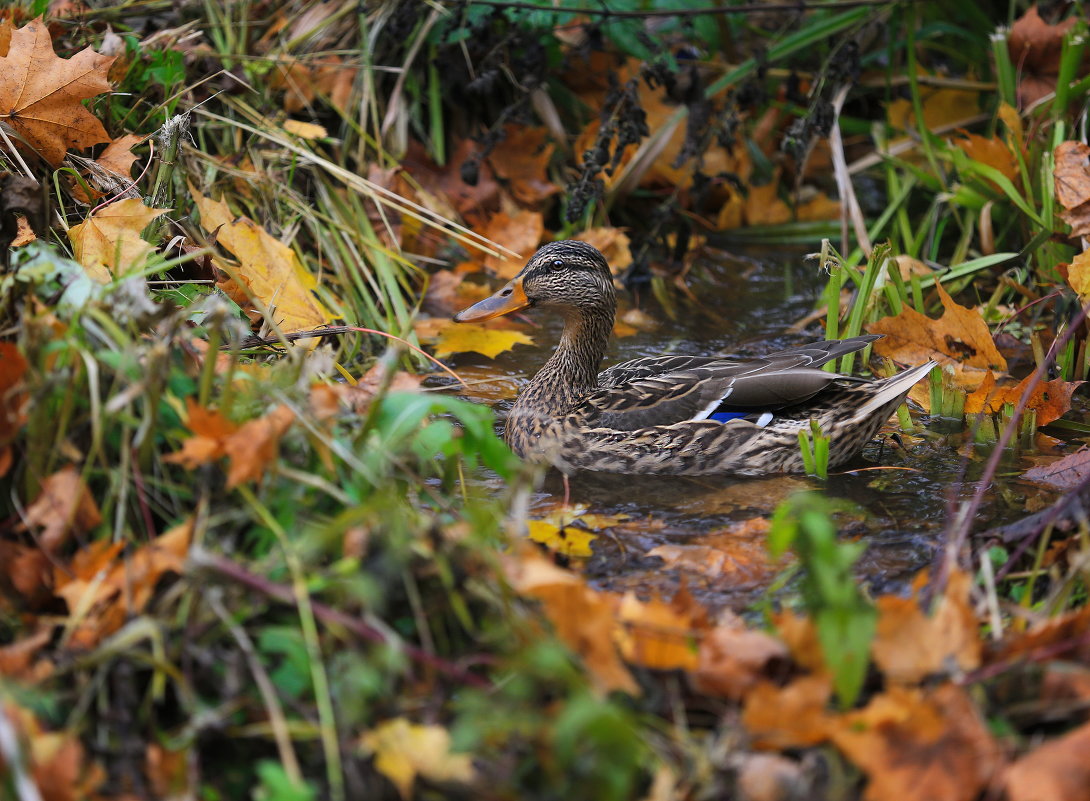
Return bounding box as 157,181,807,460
447,247,1079,612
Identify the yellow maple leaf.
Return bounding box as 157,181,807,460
526,505,628,558
433,322,533,359
68,199,169,282
191,188,333,333
358,718,475,799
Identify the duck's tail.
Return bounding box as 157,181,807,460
855,361,937,419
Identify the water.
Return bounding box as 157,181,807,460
445,247,1080,612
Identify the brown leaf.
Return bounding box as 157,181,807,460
222,405,294,488
871,570,981,684
1003,720,1090,801
488,125,559,206
693,624,788,700
574,227,632,275
0,341,28,477
23,465,102,553
830,684,1002,801
481,209,545,279
94,133,144,178
1067,248,1090,302
1008,6,1078,106
503,548,638,696
0,19,114,165
964,371,1082,426
742,676,834,749
0,628,52,681
615,591,703,671
358,718,475,800
955,131,1018,183
164,399,239,469
1053,141,1090,210
1023,446,1090,490
5,701,106,801
868,282,1007,373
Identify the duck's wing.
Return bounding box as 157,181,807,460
579,335,880,432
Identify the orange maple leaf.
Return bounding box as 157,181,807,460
0,19,114,165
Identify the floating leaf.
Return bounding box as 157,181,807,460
432,321,533,359
964,371,1082,426
1023,447,1090,491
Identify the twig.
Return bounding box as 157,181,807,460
187,547,491,689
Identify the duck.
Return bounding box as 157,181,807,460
452,240,934,476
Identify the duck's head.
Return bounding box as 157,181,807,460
453,240,615,323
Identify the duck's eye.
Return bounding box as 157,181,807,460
552,259,564,268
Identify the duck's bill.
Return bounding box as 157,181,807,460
452,277,529,322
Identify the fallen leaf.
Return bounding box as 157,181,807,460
1053,141,1090,210
488,125,559,206
986,605,1090,668
358,718,475,800
192,188,334,333
955,131,1018,184
525,506,626,558
1067,247,1090,304
482,209,544,279
648,517,777,582
432,321,534,360
964,371,1082,426
222,405,294,489
887,82,981,133
735,754,805,801
0,341,28,477
1008,6,1078,106
164,399,239,469
574,227,632,275
5,702,106,801
830,684,1002,801
693,624,788,699
1003,720,1090,801
868,282,1007,377
0,628,53,682
0,19,114,165
1023,446,1090,490
282,119,326,139
94,133,144,178
68,198,169,282
742,676,834,749
504,547,639,695
53,519,192,649
871,570,980,684
22,465,102,553
615,591,701,671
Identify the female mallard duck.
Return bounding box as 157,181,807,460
453,240,933,476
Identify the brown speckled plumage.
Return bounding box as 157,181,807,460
455,240,934,476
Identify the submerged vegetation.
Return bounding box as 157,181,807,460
2,1,1090,799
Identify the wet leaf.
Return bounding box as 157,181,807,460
1023,446,1090,490
432,321,534,359
964,371,1082,426
482,209,545,279
1066,247,1090,301
830,684,1002,801
871,570,980,684
868,282,1007,376
22,465,102,553
503,548,639,695
192,189,334,333
526,506,627,558
68,198,169,282
0,19,114,165
358,718,475,800
887,82,981,133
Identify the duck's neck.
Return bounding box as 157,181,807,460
517,302,615,415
